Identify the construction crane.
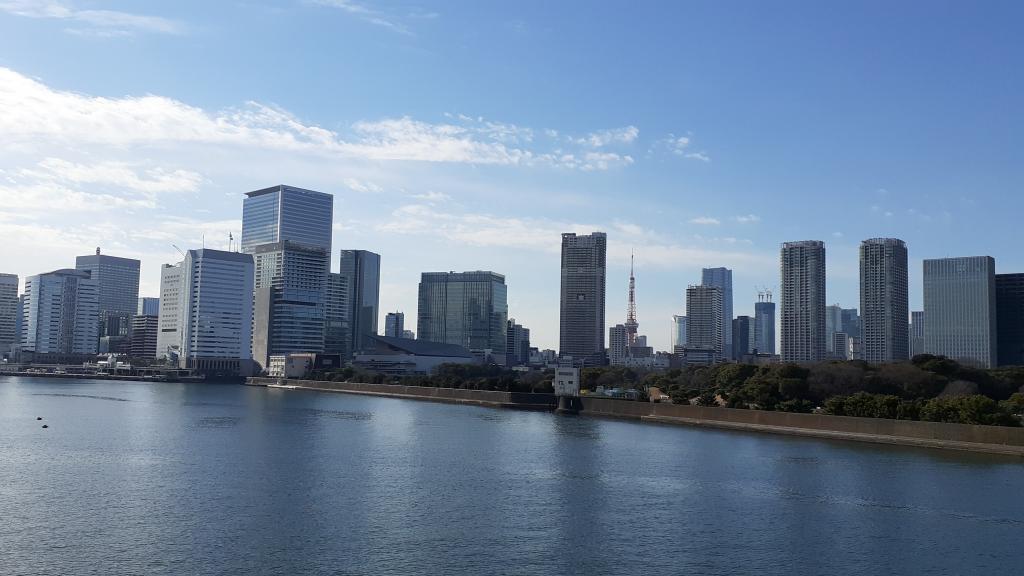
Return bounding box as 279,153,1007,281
171,244,185,258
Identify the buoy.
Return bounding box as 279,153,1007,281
36,417,42,420
42,424,49,429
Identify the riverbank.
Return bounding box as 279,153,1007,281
249,377,1024,457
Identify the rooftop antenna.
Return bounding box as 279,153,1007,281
228,231,234,252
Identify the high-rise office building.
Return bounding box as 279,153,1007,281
701,267,733,360
156,263,184,360
732,315,755,357
671,315,687,351
923,256,997,368
909,311,925,358
860,238,909,363
841,307,862,359
338,250,381,357
75,248,140,338
506,320,531,367
996,273,1024,366
780,240,826,363
137,297,160,316
559,232,607,366
418,271,508,363
178,249,255,375
385,312,405,338
21,269,99,356
242,185,334,368
241,185,334,253
608,324,628,365
324,272,348,354
0,274,18,357
825,304,843,355
130,315,159,358
686,284,723,360
754,296,776,354
832,332,850,360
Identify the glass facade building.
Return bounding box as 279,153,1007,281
21,269,99,355
338,250,381,358
179,249,255,375
242,185,334,369
418,271,507,363
753,300,775,355
923,256,997,368
0,273,18,358
701,267,733,360
241,185,333,252
996,273,1024,366
75,250,140,338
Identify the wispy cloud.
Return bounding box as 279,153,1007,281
0,0,184,35
654,132,711,163
571,126,639,147
734,214,760,224
689,216,721,225
343,177,382,194
0,67,635,171
308,0,413,35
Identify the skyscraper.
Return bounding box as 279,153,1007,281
339,250,381,357
324,272,348,354
686,284,723,360
178,249,255,375
910,311,926,358
995,273,1024,366
156,263,184,360
754,294,776,355
137,297,160,316
923,256,997,368
559,232,607,366
825,304,843,355
506,319,530,366
385,312,405,338
780,240,826,363
21,269,99,356
860,238,909,363
242,185,333,369
75,248,140,338
0,274,18,357
608,324,628,365
671,315,687,351
732,315,754,358
418,271,508,363
130,315,159,359
701,267,733,360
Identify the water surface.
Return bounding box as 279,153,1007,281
1,377,1022,575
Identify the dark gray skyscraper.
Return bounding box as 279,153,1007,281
324,272,348,355
418,271,507,363
339,250,380,358
910,311,925,358
385,312,404,338
686,284,723,360
859,238,909,363
780,240,826,363
506,319,530,367
242,185,333,368
754,295,776,354
996,273,1024,366
701,267,733,359
0,273,18,357
559,232,607,366
75,248,140,338
923,256,997,368
732,315,754,358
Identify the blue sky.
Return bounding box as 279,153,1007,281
1,0,1023,351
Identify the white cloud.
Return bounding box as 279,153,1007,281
26,158,202,194
572,126,639,147
0,0,184,35
308,0,412,35
343,177,382,194
734,214,760,224
0,67,633,171
689,216,720,225
411,190,451,202
683,151,711,163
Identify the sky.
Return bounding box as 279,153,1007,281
1,0,1023,352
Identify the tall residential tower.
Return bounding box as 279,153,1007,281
780,241,826,363
860,238,909,362
559,232,607,366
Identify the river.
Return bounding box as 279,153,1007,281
1,376,1022,575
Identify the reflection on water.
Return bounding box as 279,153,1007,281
1,376,1022,576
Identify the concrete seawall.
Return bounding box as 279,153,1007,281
247,378,1024,457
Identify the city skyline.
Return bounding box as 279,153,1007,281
4,2,1024,351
